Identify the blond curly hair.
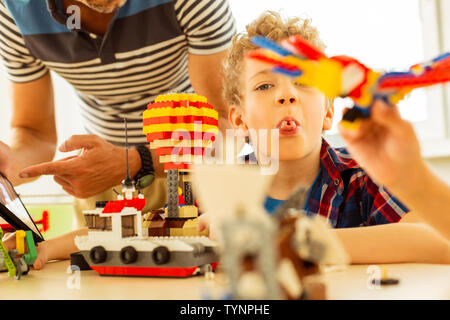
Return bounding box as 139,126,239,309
223,11,327,107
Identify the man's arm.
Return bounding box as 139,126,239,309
188,50,231,132
189,50,245,162
2,72,57,185
335,222,450,264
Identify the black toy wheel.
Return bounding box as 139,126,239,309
152,246,170,265
89,246,107,264
120,246,138,264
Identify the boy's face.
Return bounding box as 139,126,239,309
230,58,334,161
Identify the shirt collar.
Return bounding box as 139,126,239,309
319,137,360,190
46,0,120,35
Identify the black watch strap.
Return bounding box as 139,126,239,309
133,145,155,189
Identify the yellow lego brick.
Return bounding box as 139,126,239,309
16,230,26,255
142,221,151,228
159,154,205,164
179,206,198,218
339,119,362,131
353,70,381,107
164,205,198,218
169,228,183,237
181,228,199,236
389,87,413,105
150,139,213,149
179,173,192,183
143,122,218,134
143,107,218,120
183,217,199,228
155,93,207,103
165,168,193,173
294,58,343,98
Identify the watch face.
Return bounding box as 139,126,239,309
0,173,44,242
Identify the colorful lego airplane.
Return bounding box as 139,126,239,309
248,35,450,129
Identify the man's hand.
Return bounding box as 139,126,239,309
338,100,424,191
18,134,141,198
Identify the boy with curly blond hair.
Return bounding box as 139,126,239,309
219,11,449,264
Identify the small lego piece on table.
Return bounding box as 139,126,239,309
371,266,400,286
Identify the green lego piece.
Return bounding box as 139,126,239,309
0,227,16,278
23,231,37,266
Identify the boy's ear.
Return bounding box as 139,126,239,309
228,105,249,137
322,101,334,131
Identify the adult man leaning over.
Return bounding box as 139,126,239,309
0,0,236,228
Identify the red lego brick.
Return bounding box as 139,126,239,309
143,115,218,126
146,131,216,143
90,262,219,277
164,163,191,171
90,265,200,277
283,35,327,60
102,198,146,213
247,51,298,70
379,68,450,90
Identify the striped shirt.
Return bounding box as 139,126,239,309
263,138,409,228
0,0,236,146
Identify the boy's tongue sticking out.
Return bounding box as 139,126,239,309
277,117,300,136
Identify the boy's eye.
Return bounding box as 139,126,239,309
255,83,273,91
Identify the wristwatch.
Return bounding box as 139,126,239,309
133,145,155,189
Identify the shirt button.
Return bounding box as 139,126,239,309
334,179,340,186
89,33,98,39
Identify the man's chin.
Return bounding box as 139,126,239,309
77,0,127,13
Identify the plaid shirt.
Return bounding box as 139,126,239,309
264,138,409,228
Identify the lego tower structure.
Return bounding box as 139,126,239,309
143,93,218,236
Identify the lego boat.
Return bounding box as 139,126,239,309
74,187,219,277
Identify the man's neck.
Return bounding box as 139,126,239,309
62,0,114,36
267,140,322,200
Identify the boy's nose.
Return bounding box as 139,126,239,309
277,97,297,105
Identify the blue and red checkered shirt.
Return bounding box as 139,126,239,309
264,138,409,228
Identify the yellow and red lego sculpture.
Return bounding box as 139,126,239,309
143,93,218,233
143,93,218,171
249,35,450,129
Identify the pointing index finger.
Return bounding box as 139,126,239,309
19,159,78,178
